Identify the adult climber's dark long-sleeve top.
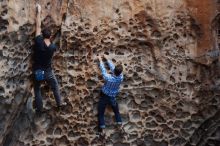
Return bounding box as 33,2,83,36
33,35,56,71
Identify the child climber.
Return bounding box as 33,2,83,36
97,55,124,135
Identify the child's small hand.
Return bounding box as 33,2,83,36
102,55,108,62
98,56,102,62
103,54,108,59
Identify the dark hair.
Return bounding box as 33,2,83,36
114,64,123,76
42,28,51,39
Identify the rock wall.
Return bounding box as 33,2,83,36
0,0,220,146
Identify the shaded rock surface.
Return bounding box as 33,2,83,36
0,0,220,146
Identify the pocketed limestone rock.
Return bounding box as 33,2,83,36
1,0,220,146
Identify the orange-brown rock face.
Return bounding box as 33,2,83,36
185,0,217,56
1,0,220,146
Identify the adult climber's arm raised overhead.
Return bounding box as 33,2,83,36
36,4,41,37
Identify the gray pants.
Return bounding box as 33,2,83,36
34,69,61,112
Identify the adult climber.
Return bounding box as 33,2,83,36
33,4,65,115
97,55,124,134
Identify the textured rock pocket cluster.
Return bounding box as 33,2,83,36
0,0,220,146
